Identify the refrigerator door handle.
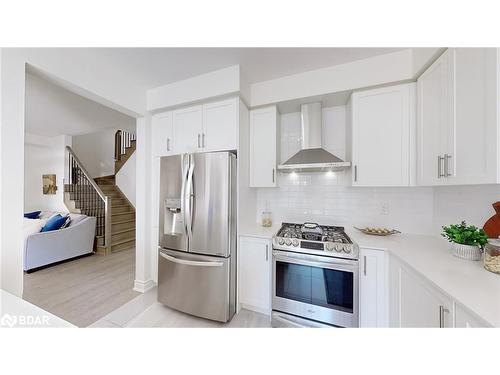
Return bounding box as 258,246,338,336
180,154,190,239
185,155,195,242
159,252,223,267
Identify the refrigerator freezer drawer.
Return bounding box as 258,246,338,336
158,248,235,322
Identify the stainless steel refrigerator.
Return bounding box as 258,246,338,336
157,151,237,322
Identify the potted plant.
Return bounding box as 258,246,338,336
441,221,488,261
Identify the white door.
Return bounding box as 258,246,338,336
359,248,387,327
152,112,173,157
238,236,271,314
172,105,203,154
202,98,238,152
351,83,414,186
417,49,453,186
446,48,498,185
249,106,278,187
399,265,453,328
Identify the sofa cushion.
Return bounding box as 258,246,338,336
41,214,67,232
39,211,58,220
24,211,41,219
67,214,86,227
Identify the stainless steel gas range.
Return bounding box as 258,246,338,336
271,222,359,328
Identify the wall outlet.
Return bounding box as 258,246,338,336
380,202,390,215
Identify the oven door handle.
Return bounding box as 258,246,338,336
273,252,358,271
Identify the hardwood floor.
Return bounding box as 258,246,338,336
23,248,139,327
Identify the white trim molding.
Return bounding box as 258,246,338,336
133,279,156,293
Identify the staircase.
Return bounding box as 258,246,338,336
93,176,135,254
64,130,136,255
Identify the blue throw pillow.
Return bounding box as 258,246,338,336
41,214,67,232
24,211,41,219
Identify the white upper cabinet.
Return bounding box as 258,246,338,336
359,248,388,327
172,105,203,154
449,48,498,184
156,97,240,156
351,83,415,186
417,49,453,186
202,98,238,152
249,106,280,187
417,48,500,185
152,111,174,157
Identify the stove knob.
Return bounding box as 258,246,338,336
285,239,292,246
335,244,342,252
292,239,299,247
326,242,334,251
278,238,285,246
343,246,351,253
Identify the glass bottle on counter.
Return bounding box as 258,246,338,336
484,239,500,275
261,201,273,228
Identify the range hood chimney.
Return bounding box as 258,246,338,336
277,102,351,172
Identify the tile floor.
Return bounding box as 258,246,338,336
89,287,271,328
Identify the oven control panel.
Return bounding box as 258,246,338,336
272,236,359,260
301,241,324,251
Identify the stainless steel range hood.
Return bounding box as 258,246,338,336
278,102,351,172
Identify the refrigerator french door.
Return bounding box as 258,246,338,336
158,152,237,322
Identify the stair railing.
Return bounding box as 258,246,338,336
66,146,112,251
115,130,136,161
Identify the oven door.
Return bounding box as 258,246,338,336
272,250,359,328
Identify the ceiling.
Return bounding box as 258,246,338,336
87,47,407,90
25,72,136,137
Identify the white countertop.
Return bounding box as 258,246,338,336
1,289,75,328
346,229,500,327
239,223,280,239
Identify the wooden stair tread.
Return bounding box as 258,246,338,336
113,228,135,235
112,219,135,225
111,238,135,246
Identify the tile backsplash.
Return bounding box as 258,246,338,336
255,172,499,236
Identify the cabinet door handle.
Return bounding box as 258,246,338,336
444,154,452,177
202,133,205,148
363,255,367,276
266,244,269,261
167,138,170,151
439,305,449,328
354,165,358,182
272,168,275,183
437,155,445,178
197,134,201,148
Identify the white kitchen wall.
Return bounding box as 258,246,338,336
433,184,500,232
254,105,499,235
24,133,71,213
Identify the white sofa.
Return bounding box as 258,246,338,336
23,212,97,272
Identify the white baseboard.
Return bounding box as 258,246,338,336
239,303,270,316
133,279,156,293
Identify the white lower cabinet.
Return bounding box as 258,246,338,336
238,236,271,314
389,255,453,328
454,303,491,328
359,248,388,327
